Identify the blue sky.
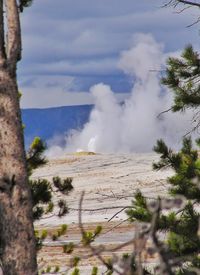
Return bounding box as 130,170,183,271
18,0,200,108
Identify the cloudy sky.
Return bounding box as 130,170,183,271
18,0,200,109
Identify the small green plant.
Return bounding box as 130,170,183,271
94,225,102,236
58,199,69,217
61,224,68,233
81,225,102,246
52,234,57,241
40,229,48,240
46,266,51,273
71,257,80,267
53,176,74,194
91,266,98,275
45,202,54,214
54,265,60,273
57,224,68,237
105,270,113,275
71,267,80,275
63,242,74,254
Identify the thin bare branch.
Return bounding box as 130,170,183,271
78,191,124,275
187,16,200,26
173,5,191,12
70,205,131,212
150,199,173,275
157,107,173,118
177,0,200,8
163,0,200,8
108,207,127,222
102,218,129,235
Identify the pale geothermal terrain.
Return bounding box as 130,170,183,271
33,153,173,274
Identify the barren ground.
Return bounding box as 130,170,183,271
33,153,173,274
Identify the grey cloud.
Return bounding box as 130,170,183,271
21,6,199,64
20,57,119,76
19,74,128,108
18,0,200,108
25,0,156,20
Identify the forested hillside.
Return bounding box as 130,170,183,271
22,105,93,146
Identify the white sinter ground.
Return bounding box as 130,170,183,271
33,153,173,227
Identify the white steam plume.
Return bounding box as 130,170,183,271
47,34,194,157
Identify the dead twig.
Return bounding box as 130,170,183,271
150,199,173,275
78,191,124,275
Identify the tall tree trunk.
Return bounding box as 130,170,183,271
0,0,38,274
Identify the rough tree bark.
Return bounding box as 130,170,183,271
0,0,37,274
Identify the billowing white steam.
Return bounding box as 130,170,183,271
47,34,194,156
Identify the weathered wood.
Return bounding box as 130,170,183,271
0,1,38,274
5,0,21,67
0,69,37,274
0,0,6,63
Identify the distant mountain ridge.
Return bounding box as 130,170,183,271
22,105,93,147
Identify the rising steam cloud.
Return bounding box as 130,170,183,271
47,34,194,156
